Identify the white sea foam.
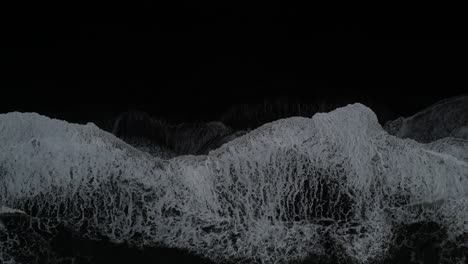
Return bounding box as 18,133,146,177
0,105,467,263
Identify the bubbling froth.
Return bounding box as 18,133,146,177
0,104,467,263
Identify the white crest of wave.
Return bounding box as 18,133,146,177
0,104,467,263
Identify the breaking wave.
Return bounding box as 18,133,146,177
384,95,468,143
0,104,467,263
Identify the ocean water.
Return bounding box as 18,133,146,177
1,103,467,263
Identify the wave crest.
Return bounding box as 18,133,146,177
1,104,467,263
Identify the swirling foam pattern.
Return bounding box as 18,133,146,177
0,104,467,263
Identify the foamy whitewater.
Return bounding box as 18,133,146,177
0,104,467,263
